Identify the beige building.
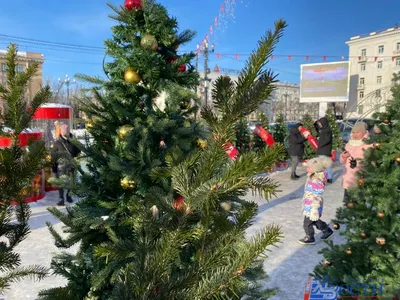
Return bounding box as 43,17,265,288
345,26,400,118
0,49,44,112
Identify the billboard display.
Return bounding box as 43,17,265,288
300,61,350,103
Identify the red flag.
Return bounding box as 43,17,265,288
216,53,221,59
374,56,378,61
358,56,361,60
235,54,239,59
271,54,274,60
392,56,395,62
299,127,318,150
214,17,218,25
223,142,239,160
288,55,292,60
214,64,220,72
305,56,309,60
323,56,327,61
210,26,213,34
220,4,225,12
253,125,275,146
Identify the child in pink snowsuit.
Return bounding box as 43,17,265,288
340,122,371,200
298,156,334,245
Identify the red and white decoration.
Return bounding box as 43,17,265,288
253,125,275,147
299,127,318,150
223,142,239,160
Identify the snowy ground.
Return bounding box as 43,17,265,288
5,163,346,299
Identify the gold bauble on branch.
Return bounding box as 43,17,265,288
377,212,385,219
333,223,340,230
395,156,400,164
124,68,141,84
383,119,390,124
373,142,381,149
0,176,7,183
46,155,52,162
322,259,332,266
376,237,386,245
220,201,232,211
150,205,159,219
120,176,136,190
357,178,365,186
140,34,158,51
197,138,207,149
360,232,367,239
346,201,356,209
118,125,134,139
19,188,30,196
345,248,352,255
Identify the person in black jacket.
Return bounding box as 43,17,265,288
316,116,333,183
51,124,80,206
288,123,308,180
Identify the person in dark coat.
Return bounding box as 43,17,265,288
288,123,308,180
51,124,80,206
316,116,333,183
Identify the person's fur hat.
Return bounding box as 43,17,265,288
351,121,367,134
306,156,332,173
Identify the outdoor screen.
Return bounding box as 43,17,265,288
300,62,350,103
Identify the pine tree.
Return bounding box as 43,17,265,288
38,1,287,299
301,113,318,160
0,44,50,293
252,111,269,152
312,73,400,298
273,113,288,160
235,117,251,152
325,108,342,152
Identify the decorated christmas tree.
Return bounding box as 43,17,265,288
325,108,342,154
312,73,400,298
252,111,269,152
38,1,287,299
235,117,252,152
0,44,50,292
273,113,288,160
302,113,317,160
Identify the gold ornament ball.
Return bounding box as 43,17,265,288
0,176,7,183
376,237,386,246
373,142,381,149
124,68,141,84
322,259,332,266
346,201,356,209
345,248,352,255
333,223,340,230
360,232,367,239
118,125,134,139
220,201,232,211
140,34,158,51
377,212,385,219
20,188,30,196
358,178,365,186
383,119,390,124
197,138,207,149
46,155,52,162
150,205,159,219
120,176,136,190
395,156,400,163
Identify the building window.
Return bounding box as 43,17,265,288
397,42,400,50
360,63,366,71
396,58,400,66
1,64,7,72
358,105,363,114
361,49,366,56
359,91,364,98
377,76,382,84
377,61,383,68
16,65,24,73
378,45,384,53
359,78,365,84
375,89,381,97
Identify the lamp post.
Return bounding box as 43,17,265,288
197,40,215,108
58,74,76,105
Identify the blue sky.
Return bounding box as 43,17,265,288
0,0,399,85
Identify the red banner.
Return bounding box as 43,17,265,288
223,142,239,160
0,132,42,148
299,127,318,150
253,125,275,146
33,107,72,119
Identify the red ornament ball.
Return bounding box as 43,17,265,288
178,64,186,72
124,0,142,10
173,195,186,211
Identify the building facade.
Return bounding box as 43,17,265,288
0,49,44,113
345,26,400,118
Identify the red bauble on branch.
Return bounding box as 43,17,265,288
173,195,186,210
124,0,142,10
178,64,186,72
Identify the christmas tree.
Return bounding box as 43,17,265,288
325,108,342,153
302,113,317,159
312,73,400,298
0,44,50,292
235,117,252,152
38,1,287,299
273,113,289,160
252,111,269,152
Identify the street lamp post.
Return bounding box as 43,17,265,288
197,40,214,108
58,74,76,106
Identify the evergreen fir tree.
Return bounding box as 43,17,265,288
312,73,400,298
325,108,342,152
38,1,287,299
0,44,50,292
252,111,269,152
235,117,252,152
273,113,289,160
301,113,318,160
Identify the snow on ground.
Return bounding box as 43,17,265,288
5,163,346,299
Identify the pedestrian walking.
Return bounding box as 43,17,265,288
288,123,308,180
316,116,333,183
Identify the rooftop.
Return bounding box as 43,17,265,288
0,49,44,59
346,25,400,43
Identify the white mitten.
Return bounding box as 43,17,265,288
309,202,321,221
